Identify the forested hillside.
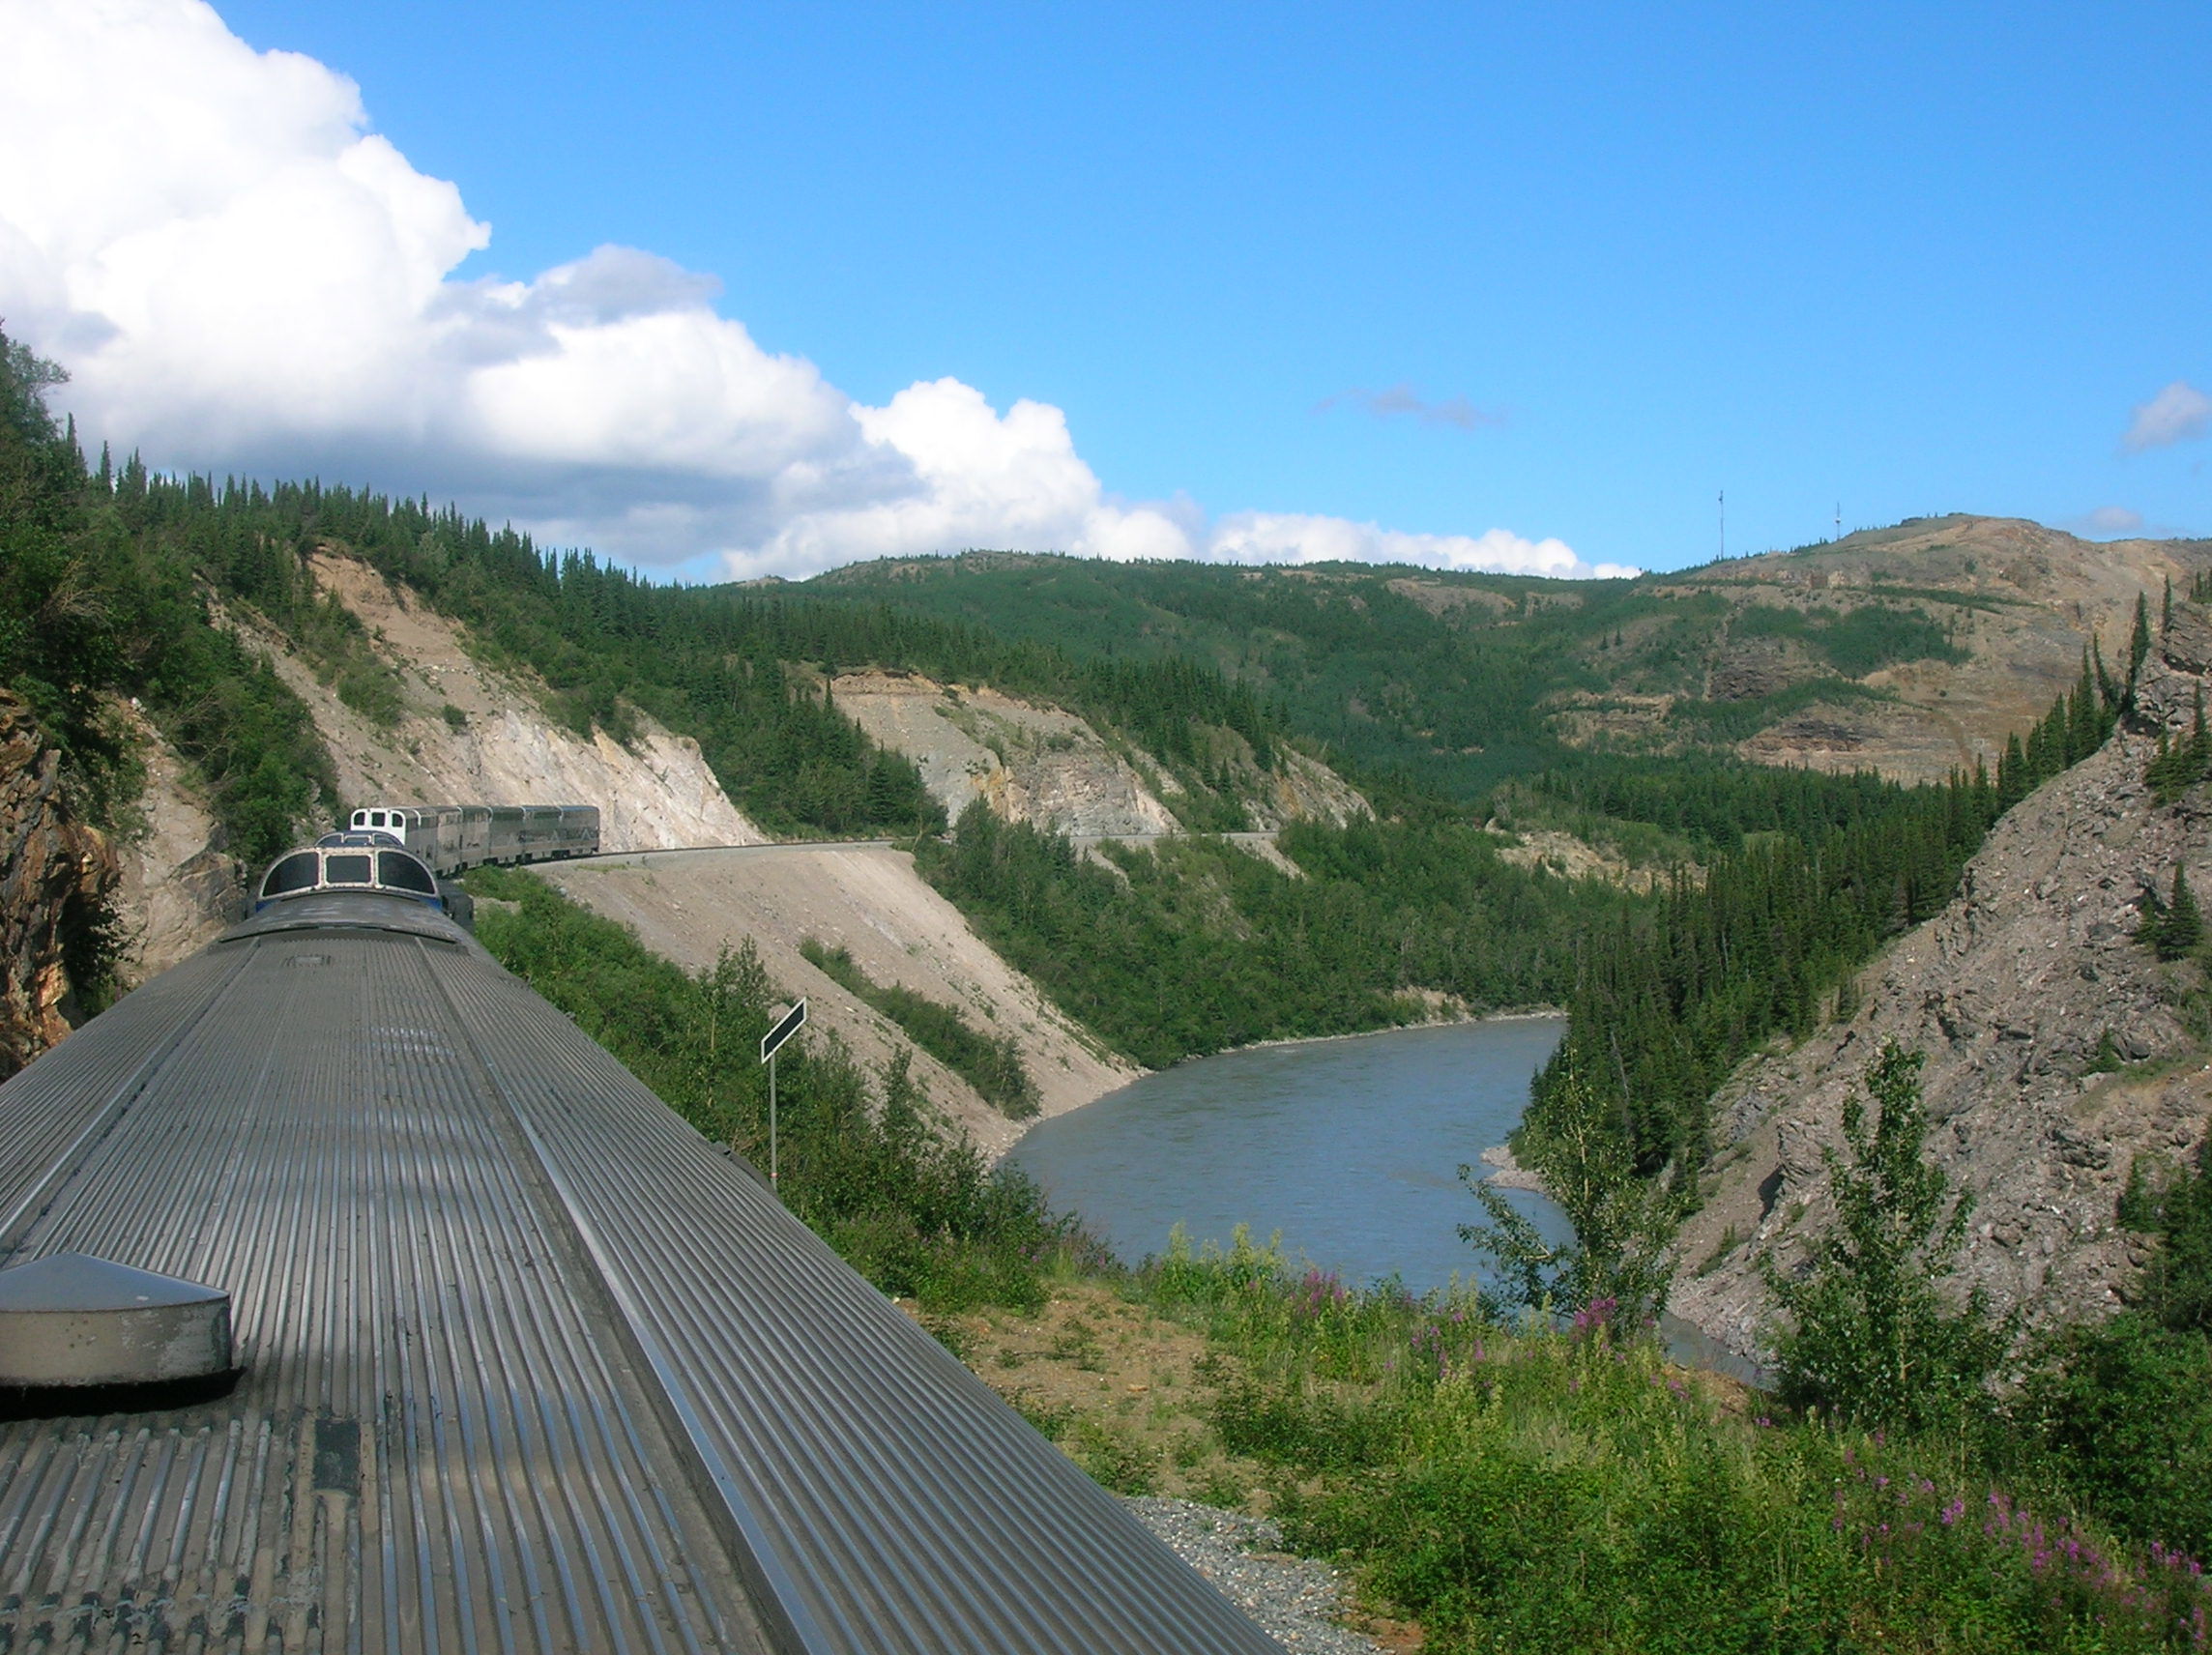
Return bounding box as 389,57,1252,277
808,527,2203,797
0,324,2161,1274
0,327,1299,861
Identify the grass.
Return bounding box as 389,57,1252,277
946,1228,2212,1654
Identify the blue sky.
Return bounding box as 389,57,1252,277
7,1,2206,577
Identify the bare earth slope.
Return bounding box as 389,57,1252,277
276,553,766,851
110,551,764,981
541,846,1141,1157
1672,632,2212,1363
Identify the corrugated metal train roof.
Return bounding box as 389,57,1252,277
0,894,1282,1655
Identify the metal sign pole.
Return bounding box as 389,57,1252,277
759,999,805,1193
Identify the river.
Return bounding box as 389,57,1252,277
1009,1016,1575,1293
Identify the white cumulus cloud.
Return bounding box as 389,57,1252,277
0,0,1628,581
2122,381,2212,453
2073,506,2145,537
1206,514,1638,578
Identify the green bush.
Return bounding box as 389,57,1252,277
1765,1043,2009,1431
2021,1315,2212,1559
1127,1233,2212,1653
800,937,1038,1118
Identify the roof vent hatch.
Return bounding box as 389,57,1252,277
0,1254,235,1408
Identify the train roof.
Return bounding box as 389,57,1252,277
0,893,1278,1654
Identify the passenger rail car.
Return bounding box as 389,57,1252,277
347,801,599,874
0,854,1277,1655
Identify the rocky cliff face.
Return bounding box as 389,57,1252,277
1670,632,2212,1363
830,669,1368,837
832,671,1180,836
112,709,245,981
0,691,118,1078
245,554,766,852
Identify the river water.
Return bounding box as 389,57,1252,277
1009,1017,1575,1293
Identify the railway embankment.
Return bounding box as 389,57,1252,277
542,843,1139,1158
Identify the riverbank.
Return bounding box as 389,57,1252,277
1474,1139,1551,1196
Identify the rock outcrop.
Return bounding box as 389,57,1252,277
112,708,246,981
1670,638,2212,1364
830,669,1367,837
247,554,767,852
832,671,1179,837
0,691,119,1078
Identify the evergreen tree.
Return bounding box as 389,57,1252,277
2158,866,2202,960
2131,592,2153,685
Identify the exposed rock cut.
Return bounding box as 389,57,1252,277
1490,825,1686,893
1671,646,2212,1363
1248,747,1370,830
247,554,767,852
831,671,1178,836
830,669,1366,837
0,691,118,1078
111,707,244,981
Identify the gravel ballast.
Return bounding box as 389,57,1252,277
1123,1496,1388,1654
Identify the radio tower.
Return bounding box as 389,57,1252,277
1835,501,1842,541
1719,490,1727,561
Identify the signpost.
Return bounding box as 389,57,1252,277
759,1000,806,1184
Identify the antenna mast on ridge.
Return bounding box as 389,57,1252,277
1719,490,1726,560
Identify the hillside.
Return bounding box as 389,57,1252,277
807,517,2212,793
539,846,1140,1158
100,547,1225,1147
829,669,1366,836
1670,615,2212,1363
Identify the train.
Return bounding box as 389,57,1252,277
0,845,1279,1655
346,801,600,874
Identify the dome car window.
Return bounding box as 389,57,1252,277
324,854,373,885
262,853,319,896
377,853,437,894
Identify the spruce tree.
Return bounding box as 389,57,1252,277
2160,866,2202,961
2131,592,2153,684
